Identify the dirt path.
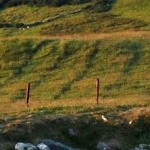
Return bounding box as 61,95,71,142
0,31,150,41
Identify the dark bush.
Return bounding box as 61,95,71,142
0,0,92,7
87,0,115,12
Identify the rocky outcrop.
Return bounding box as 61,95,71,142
15,139,80,150
133,144,150,150
97,142,111,150
15,143,37,150
97,139,122,150
96,142,150,150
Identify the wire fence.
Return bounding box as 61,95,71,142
0,77,149,106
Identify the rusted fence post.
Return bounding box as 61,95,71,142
96,78,100,104
26,83,30,106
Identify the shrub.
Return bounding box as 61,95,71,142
0,0,92,7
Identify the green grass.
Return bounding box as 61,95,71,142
0,0,149,37
112,0,150,23
39,12,148,35
0,36,149,102
0,4,88,24
0,1,150,149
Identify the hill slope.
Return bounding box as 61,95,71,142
0,1,150,149
0,35,149,101
0,0,149,102
112,0,150,23
0,0,149,37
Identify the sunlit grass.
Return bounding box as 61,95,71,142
0,2,149,149
112,0,150,23
0,36,149,103
0,0,149,37
0,94,149,118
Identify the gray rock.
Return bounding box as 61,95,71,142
15,142,36,150
139,144,150,149
97,142,111,150
42,139,79,150
0,124,4,129
134,148,141,150
3,116,12,122
133,144,150,150
107,139,121,149
15,142,25,150
37,143,51,150
15,140,79,150
69,129,78,136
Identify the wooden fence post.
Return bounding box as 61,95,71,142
96,78,100,104
26,83,30,106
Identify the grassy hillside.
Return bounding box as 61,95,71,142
0,0,149,112
112,0,150,23
0,36,149,102
0,0,149,36
112,0,150,32
0,1,150,149
0,35,150,149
